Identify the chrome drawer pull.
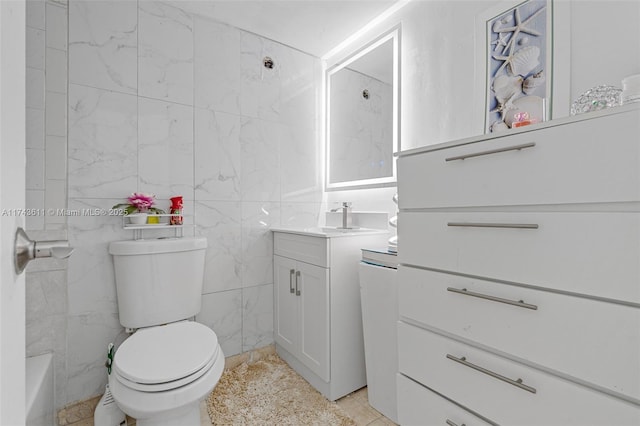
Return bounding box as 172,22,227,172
445,142,536,162
447,222,538,229
446,354,537,394
295,270,301,296
447,287,538,310
289,269,295,294
446,420,465,426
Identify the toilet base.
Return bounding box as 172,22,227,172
135,401,201,426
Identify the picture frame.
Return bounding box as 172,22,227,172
474,0,571,133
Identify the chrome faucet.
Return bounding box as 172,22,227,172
337,202,352,229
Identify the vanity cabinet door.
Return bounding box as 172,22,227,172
274,255,298,357
298,261,330,382
274,255,330,382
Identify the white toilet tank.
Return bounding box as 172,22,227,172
109,237,207,329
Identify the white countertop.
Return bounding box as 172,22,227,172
271,226,388,238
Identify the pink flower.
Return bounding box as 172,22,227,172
127,192,155,212
112,192,165,215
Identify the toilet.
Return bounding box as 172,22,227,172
108,237,224,426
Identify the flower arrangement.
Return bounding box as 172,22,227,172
112,192,165,215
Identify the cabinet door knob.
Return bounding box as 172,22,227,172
295,270,301,296
289,269,295,293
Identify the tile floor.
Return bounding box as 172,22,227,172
337,387,398,426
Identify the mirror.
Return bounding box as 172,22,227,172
326,27,400,190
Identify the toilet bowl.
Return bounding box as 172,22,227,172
109,321,225,426
108,237,223,425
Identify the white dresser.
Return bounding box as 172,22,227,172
396,105,640,425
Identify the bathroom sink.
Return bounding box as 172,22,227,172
271,226,387,238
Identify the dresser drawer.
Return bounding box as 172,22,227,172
399,266,640,402
398,323,640,426
274,232,329,267
398,374,494,426
400,211,640,303
398,108,640,209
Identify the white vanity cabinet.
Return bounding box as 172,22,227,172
396,105,640,425
272,228,388,401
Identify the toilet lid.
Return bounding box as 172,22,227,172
114,321,219,385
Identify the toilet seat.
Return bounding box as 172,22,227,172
113,321,220,392
113,345,220,392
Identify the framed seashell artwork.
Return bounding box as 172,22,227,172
476,0,554,133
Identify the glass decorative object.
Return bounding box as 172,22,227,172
621,74,640,104
570,85,622,116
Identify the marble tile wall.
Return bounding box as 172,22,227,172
63,0,323,407
26,0,68,233
25,0,70,410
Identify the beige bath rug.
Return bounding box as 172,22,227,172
206,354,356,425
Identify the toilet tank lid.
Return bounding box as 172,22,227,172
109,237,207,255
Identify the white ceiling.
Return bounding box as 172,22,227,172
179,0,399,57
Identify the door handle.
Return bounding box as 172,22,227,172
295,270,301,296
289,269,295,293
14,227,74,274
